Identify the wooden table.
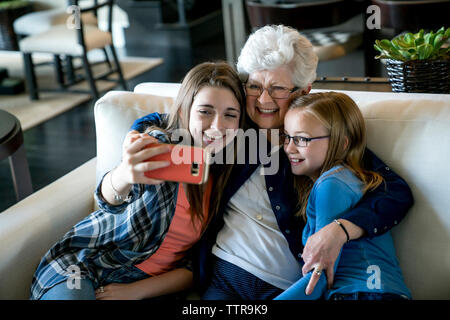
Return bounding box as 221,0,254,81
0,110,33,201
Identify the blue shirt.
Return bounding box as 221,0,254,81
131,113,414,292
274,166,411,299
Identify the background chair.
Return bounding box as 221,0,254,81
245,0,365,62
0,1,33,51
14,8,97,38
364,0,450,76
18,0,127,100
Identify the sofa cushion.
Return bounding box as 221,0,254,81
0,158,97,299
312,89,449,299
94,91,174,184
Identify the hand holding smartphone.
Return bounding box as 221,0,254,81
143,143,210,184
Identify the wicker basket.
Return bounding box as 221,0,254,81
385,59,450,94
0,3,33,51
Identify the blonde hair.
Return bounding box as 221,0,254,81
287,91,384,221
146,61,246,230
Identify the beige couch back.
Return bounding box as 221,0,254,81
1,85,446,300
96,85,450,299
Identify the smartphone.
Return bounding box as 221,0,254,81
143,143,210,184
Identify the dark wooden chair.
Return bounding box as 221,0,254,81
364,0,450,76
245,0,365,61
18,0,127,100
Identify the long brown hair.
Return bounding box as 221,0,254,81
288,91,384,221
147,61,246,230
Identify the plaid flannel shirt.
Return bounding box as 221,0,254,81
30,130,193,300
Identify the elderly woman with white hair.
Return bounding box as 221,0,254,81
197,25,413,300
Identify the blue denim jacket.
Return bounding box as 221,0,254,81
131,113,414,292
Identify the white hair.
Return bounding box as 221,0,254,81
237,25,318,90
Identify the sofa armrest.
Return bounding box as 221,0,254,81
0,158,97,300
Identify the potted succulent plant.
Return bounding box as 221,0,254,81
374,27,450,93
0,0,32,51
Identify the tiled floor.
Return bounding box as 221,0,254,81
0,31,368,212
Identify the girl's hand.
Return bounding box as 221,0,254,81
114,130,171,186
95,283,142,300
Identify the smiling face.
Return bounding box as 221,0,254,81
188,86,241,152
245,65,297,129
283,108,330,180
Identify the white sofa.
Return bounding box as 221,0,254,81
0,83,449,300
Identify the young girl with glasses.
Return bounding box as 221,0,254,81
275,91,411,300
